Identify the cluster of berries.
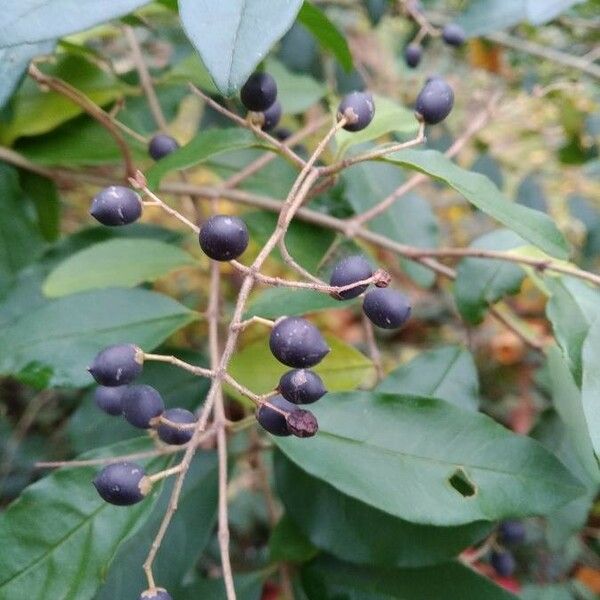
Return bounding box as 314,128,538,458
241,71,282,131
405,21,466,70
490,520,526,578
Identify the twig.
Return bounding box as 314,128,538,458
143,353,213,378
362,312,384,380
138,184,200,233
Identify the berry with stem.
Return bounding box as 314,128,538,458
490,550,516,577
337,92,375,132
261,100,282,131
404,44,423,68
240,72,277,111
88,344,144,386
279,369,326,404
93,462,148,506
269,317,330,368
329,254,373,300
256,395,296,436
415,77,454,125
442,23,466,47
122,384,165,429
90,186,142,226
363,288,411,329
148,134,179,160
139,589,173,600
157,408,196,445
94,385,127,416
199,214,249,261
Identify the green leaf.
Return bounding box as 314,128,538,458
178,0,303,96
580,319,600,462
245,288,341,319
0,438,168,600
0,0,149,47
275,452,491,567
18,171,61,242
177,572,264,600
269,513,319,563
336,96,419,157
227,336,375,402
274,392,584,526
376,346,479,411
454,229,526,324
520,583,574,600
0,287,197,387
526,0,584,24
456,0,527,36
43,239,196,297
342,160,438,287
146,128,261,189
298,2,353,72
97,452,218,599
301,556,517,600
385,150,570,259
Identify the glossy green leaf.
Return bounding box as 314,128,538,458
298,2,353,72
43,239,196,297
0,287,197,387
275,452,491,567
274,392,584,526
301,556,517,600
0,437,168,600
146,128,261,189
269,513,319,563
0,0,148,47
19,171,61,242
454,229,525,324
245,287,341,319
385,150,570,259
179,0,303,95
227,336,375,402
376,346,479,411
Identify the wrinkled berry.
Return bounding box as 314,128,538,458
257,395,295,436
139,589,173,600
490,550,516,577
286,408,318,437
269,317,330,368
337,92,375,132
93,462,147,506
498,520,526,545
363,288,411,329
122,384,165,429
90,186,142,226
199,214,249,261
241,72,277,111
157,408,196,445
415,77,454,125
88,344,143,386
404,44,423,68
279,369,326,404
94,385,127,416
329,255,373,300
261,100,282,131
442,23,466,47
148,134,179,160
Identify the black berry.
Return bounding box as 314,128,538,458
240,72,277,111
273,127,292,141
90,186,142,226
88,344,143,386
199,215,249,261
337,92,375,132
157,408,196,445
256,395,295,436
148,134,179,160
93,462,148,506
122,384,165,429
94,385,127,416
261,100,282,131
404,44,423,68
490,550,516,578
442,23,466,47
269,317,330,368
498,520,526,546
139,590,172,600
329,255,373,300
415,77,454,125
279,369,326,404
362,288,411,329
286,408,319,438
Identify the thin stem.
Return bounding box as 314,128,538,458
362,313,384,381
147,464,183,483
234,315,276,331
139,185,200,233
143,353,213,378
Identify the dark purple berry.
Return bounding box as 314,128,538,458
94,385,127,416
498,520,526,545
90,186,142,226
404,44,423,68
279,369,326,404
199,214,249,261
88,344,143,386
148,134,179,160
415,77,454,125
363,288,411,329
269,317,330,368
337,91,375,132
261,101,282,131
274,127,293,141
329,255,373,300
157,408,196,445
241,72,277,111
257,395,295,436
122,384,165,429
93,462,148,506
139,589,173,600
442,23,466,47
286,408,319,438
490,550,516,577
